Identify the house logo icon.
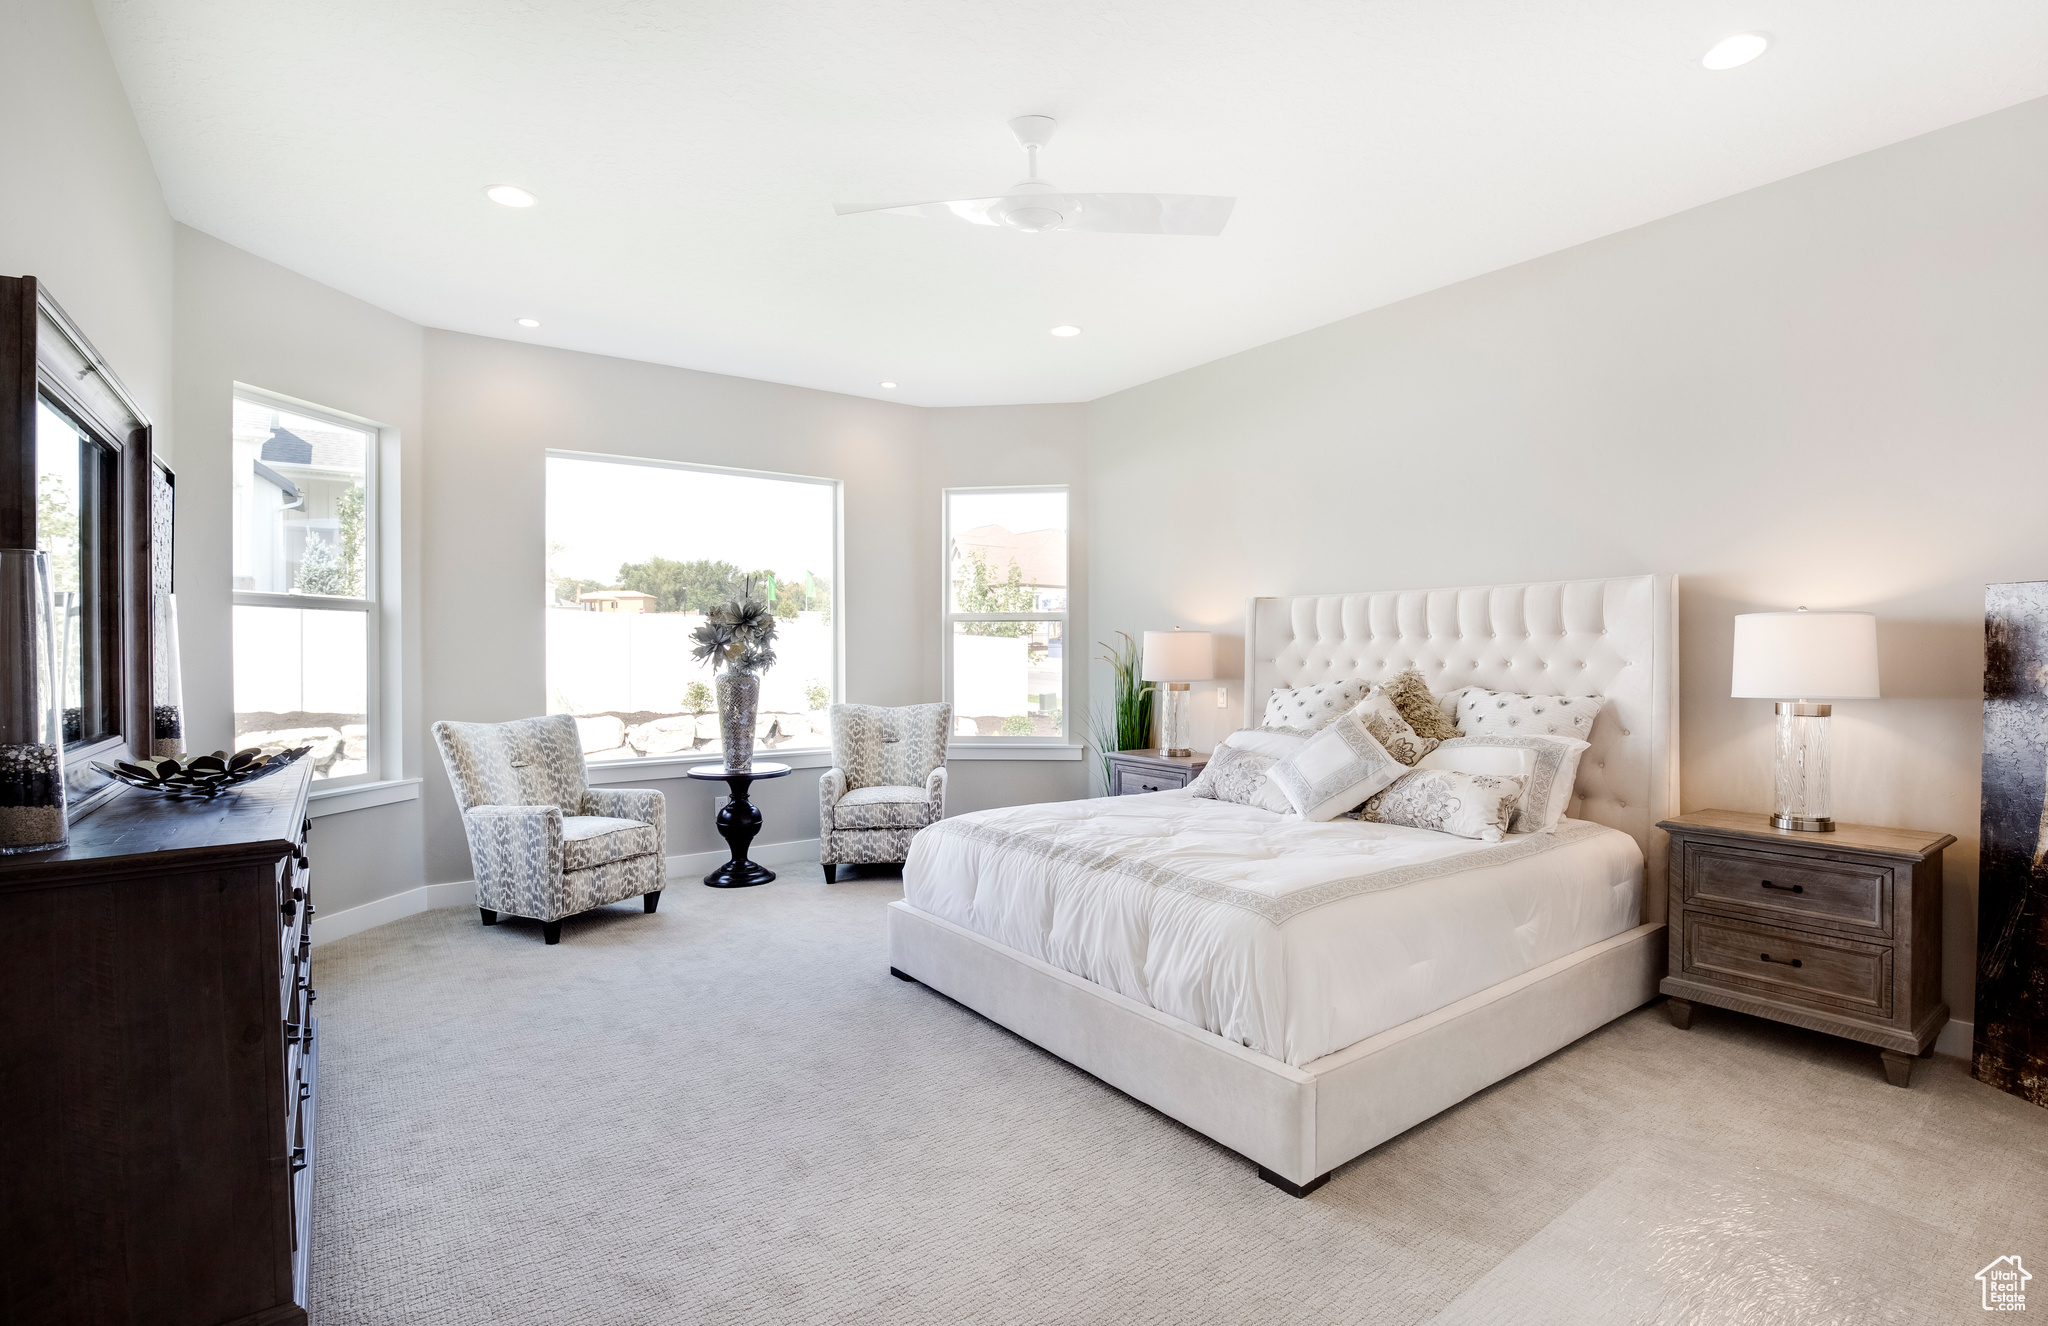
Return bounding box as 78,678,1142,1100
1977,1255,2031,1311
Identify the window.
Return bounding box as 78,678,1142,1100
545,452,839,763
231,390,376,784
36,397,122,752
943,487,1068,741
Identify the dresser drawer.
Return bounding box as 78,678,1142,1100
1685,845,1890,935
1114,765,1190,796
1682,914,1892,1017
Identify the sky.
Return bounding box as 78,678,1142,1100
547,454,837,585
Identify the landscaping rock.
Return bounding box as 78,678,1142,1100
574,715,626,754
626,716,699,757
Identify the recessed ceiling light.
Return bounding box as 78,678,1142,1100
878,381,897,389
485,185,537,207
1701,32,1769,70
1049,325,1082,337
515,317,540,328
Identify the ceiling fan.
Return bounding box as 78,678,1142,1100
834,116,1235,236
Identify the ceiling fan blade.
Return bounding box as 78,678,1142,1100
835,192,1236,235
833,198,1004,225
1056,194,1236,236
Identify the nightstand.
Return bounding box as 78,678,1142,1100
1658,810,1954,1087
1104,749,1208,796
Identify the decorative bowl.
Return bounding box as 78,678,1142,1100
96,746,312,800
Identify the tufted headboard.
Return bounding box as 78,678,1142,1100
1244,575,1679,920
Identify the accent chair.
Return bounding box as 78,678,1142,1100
433,714,667,943
819,702,951,882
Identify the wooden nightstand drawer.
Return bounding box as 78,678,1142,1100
1114,765,1189,795
1685,845,1890,935
1682,914,1892,1017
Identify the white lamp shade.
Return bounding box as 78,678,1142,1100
1141,630,1215,682
1730,611,1880,699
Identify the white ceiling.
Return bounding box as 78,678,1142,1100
96,0,2048,406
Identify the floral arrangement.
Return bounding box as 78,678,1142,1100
690,578,779,675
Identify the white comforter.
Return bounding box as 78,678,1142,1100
903,789,1643,1067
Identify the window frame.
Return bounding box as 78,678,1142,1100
941,484,1070,746
230,385,382,790
543,449,845,763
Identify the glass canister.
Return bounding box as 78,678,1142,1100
154,592,184,757
0,548,67,853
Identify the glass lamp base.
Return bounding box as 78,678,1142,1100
1771,702,1834,833
1157,683,1192,758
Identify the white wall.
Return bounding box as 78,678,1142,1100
1086,97,2048,1021
175,225,427,915
0,0,173,454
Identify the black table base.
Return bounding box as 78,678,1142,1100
686,761,793,888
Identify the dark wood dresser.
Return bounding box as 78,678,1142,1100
1658,809,1953,1087
0,762,318,1325
1105,748,1208,796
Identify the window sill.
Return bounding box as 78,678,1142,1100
308,777,421,818
946,744,1085,762
585,747,833,784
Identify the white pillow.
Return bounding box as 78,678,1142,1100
1449,687,1605,741
1356,770,1526,842
1188,744,1295,815
1260,679,1368,733
1266,713,1404,822
1345,687,1439,766
1425,734,1589,833
1223,727,1311,761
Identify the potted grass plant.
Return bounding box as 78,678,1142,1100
1087,631,1155,795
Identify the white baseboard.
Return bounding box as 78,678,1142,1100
309,837,823,947
1935,1018,1973,1058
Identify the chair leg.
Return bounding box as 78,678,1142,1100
644,890,661,914
821,863,837,883
542,920,562,945
479,908,497,926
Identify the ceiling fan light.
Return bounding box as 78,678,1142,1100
1701,32,1770,70
1001,205,1065,232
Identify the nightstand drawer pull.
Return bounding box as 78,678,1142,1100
1758,952,1802,968
1139,782,1160,792
1759,880,1803,894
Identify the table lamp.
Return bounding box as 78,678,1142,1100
1730,608,1879,832
1141,629,1213,758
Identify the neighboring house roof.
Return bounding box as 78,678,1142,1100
262,425,365,471
953,523,1065,590
579,590,656,601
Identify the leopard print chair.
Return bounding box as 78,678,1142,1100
818,702,951,882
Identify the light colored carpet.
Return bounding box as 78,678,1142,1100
310,865,2048,1325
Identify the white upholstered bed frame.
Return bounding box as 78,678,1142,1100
888,574,1679,1195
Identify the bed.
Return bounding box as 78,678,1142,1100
889,574,1679,1195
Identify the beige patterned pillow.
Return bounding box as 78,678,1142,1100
1381,669,1463,742
1346,688,1439,766
1357,770,1526,842
1188,744,1294,815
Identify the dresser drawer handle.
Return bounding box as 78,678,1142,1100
1759,880,1804,894
1758,952,1803,968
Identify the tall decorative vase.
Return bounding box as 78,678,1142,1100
0,549,67,854
717,671,759,773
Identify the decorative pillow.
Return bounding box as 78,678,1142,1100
1356,770,1526,842
1260,680,1368,733
1449,687,1605,741
1222,727,1311,761
1188,745,1294,815
1265,713,1405,822
1425,734,1589,833
1381,669,1463,742
1346,687,1439,766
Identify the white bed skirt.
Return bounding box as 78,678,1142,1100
888,900,1664,1191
